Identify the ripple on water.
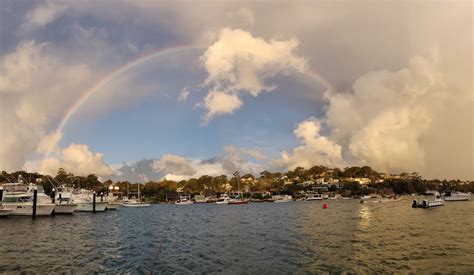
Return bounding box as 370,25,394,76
1,200,473,273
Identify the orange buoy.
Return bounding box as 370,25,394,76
323,203,328,209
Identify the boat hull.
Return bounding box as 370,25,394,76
54,204,77,214
228,200,249,205
0,209,13,216
75,202,108,212
121,203,150,207
3,203,55,216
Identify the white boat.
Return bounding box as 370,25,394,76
443,192,471,201
73,190,108,212
360,195,372,200
54,187,78,214
1,183,55,216
216,194,230,205
121,199,150,207
121,183,150,208
274,195,293,203
322,194,329,199
26,184,77,214
175,198,194,205
306,194,323,201
412,191,444,208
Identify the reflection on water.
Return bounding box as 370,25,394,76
0,199,473,273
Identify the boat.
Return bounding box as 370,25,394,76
1,183,55,216
27,185,77,214
443,192,471,201
121,183,150,208
274,195,293,203
73,189,108,212
227,172,249,205
0,206,13,217
216,194,230,205
175,198,194,205
106,185,122,209
322,194,329,199
306,194,323,201
412,191,444,208
228,198,249,204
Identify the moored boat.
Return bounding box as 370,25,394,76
73,190,108,212
228,198,249,204
274,195,293,203
175,198,194,205
306,194,323,201
443,192,471,201
412,191,444,208
1,183,55,216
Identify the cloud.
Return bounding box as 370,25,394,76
199,28,307,123
0,41,92,171
277,117,344,170
275,51,472,180
37,144,113,177
152,154,196,176
22,2,65,31
201,90,242,124
148,146,266,181
177,88,190,102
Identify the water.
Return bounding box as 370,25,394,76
1,198,473,274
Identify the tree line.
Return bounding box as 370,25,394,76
1,166,473,202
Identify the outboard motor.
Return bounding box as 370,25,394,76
422,200,427,209
412,200,418,208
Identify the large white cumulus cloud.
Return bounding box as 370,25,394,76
37,144,113,177
280,52,472,179
0,41,92,171
199,28,306,124
277,117,343,170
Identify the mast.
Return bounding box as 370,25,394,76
233,171,240,199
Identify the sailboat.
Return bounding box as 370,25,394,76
121,172,150,207
228,171,249,205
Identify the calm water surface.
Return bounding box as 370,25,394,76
1,198,473,274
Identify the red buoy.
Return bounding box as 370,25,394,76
323,203,328,209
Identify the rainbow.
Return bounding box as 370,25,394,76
43,44,335,160
43,44,204,159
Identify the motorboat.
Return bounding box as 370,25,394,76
175,198,194,205
443,192,471,201
228,198,249,204
73,189,108,212
306,194,323,201
216,194,230,205
412,191,444,208
26,184,77,214
274,195,293,203
1,183,55,216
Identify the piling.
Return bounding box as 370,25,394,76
32,187,38,219
93,191,96,213
51,188,56,204
0,186,3,202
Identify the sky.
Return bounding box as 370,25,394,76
0,0,472,181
